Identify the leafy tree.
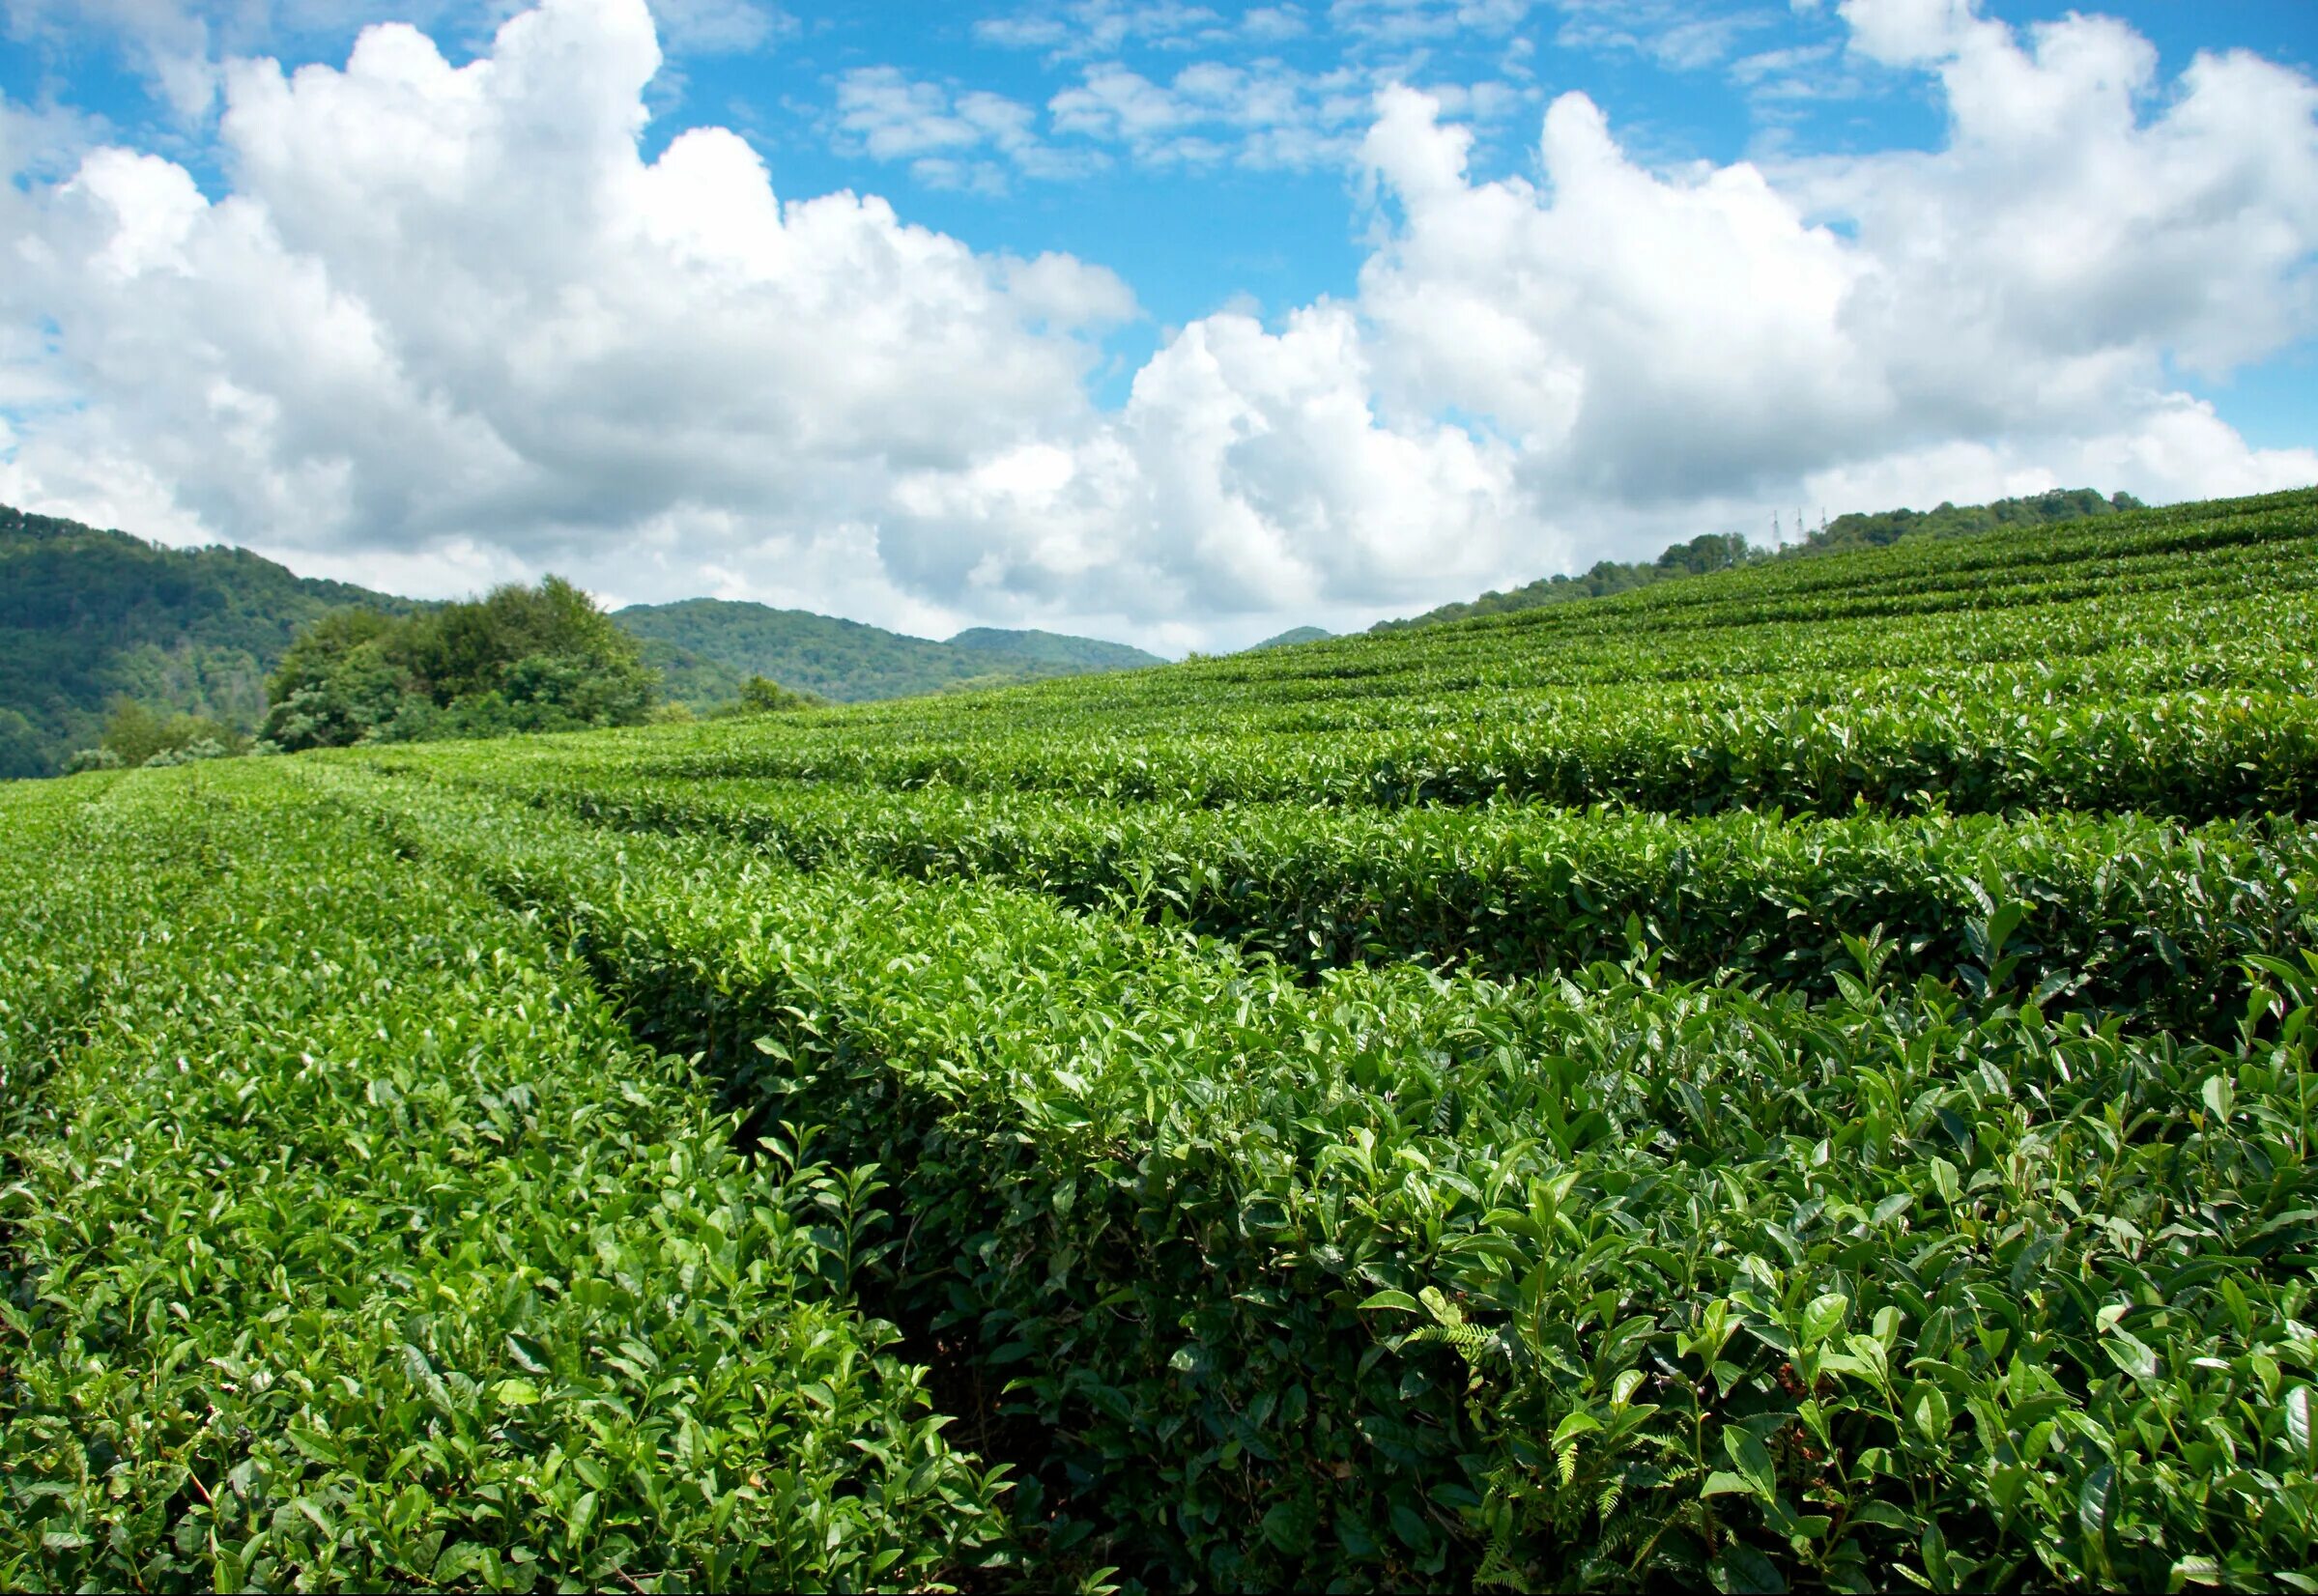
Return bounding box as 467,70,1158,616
731,675,825,714
1791,487,2145,554
260,610,409,752
92,697,244,766
262,578,659,752
0,709,45,780
1655,530,1755,574
0,501,422,776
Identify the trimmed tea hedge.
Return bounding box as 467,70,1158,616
356,771,2318,1593
440,765,2318,1039
0,766,1007,1591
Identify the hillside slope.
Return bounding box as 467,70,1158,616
0,505,420,777
1244,625,1332,651
0,506,1160,774
613,598,1159,704
1376,485,2142,633
946,626,1159,672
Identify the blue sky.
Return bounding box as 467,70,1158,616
1,0,2314,649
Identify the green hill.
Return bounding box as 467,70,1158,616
1244,625,1332,651
0,503,422,778
0,505,1161,775
946,626,1159,672
613,599,1159,704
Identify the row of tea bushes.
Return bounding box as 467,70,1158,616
433,762,2318,1039
609,685,2318,819
358,769,2318,1593
0,764,1007,1591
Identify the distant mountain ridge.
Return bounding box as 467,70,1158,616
615,599,1161,705
0,504,1166,776
947,627,1158,672
1245,626,1332,652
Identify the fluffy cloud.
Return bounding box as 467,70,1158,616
973,1,1229,58
1331,0,1537,45
644,0,791,55
1353,2,2318,520
0,0,2313,651
1552,0,1774,73
3,0,1140,626
880,304,1534,621
1,0,784,122
0,0,1532,641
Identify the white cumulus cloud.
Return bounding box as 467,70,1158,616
2,0,1140,629
0,0,2313,653
1349,2,2318,529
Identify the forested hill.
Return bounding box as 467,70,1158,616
0,506,1166,777
614,598,1161,705
948,626,1158,672
0,505,421,779
0,485,2155,777
1245,626,1334,651
1375,486,2145,633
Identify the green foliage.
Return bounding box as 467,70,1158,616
6,485,2317,1591
261,577,657,751
729,674,826,715
614,598,1159,704
0,708,49,780
352,771,2318,1593
1377,489,2136,632
463,773,2318,1042
610,490,2318,820
0,502,418,775
1377,529,1766,631
1245,626,1334,651
0,504,1156,773
1795,486,2145,555
0,767,1007,1589
259,608,409,750
946,626,1159,671
91,696,245,767
628,635,751,707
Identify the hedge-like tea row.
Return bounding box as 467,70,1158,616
611,685,2318,818
428,761,2318,1038
357,769,2318,1594
0,779,111,1142
0,765,1007,1591
1101,576,2318,706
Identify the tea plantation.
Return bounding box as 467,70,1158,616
5,487,2317,1591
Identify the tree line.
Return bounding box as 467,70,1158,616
68,577,814,769
1374,487,2145,633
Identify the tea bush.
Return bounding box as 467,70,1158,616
0,766,1006,1591
6,487,2315,1591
